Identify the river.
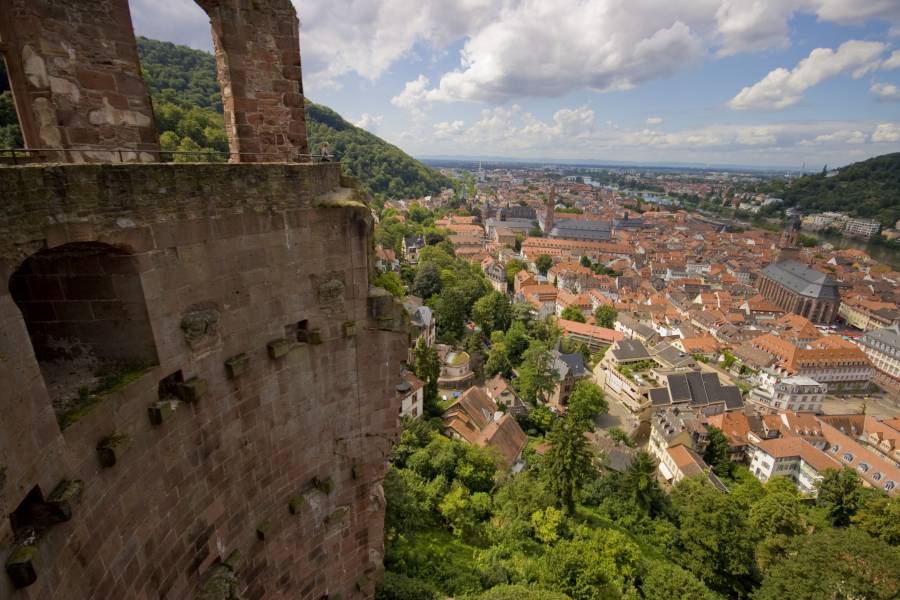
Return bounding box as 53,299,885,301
802,231,900,269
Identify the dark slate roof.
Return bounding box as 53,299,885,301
555,351,588,379
613,218,645,229
761,260,839,300
666,373,692,403
499,206,537,220
611,339,651,361
487,217,534,232
858,324,900,360
649,387,671,406
664,371,743,411
549,219,613,241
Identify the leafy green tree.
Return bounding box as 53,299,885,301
671,477,757,597
432,287,468,341
413,338,441,416
485,336,514,378
530,506,563,544
0,91,24,148
373,272,405,298
852,494,900,546
412,263,443,298
640,560,720,600
544,418,595,514
620,451,669,518
754,528,900,600
566,380,607,430
472,291,512,336
748,478,807,568
474,586,569,600
439,484,492,538
560,306,585,323
720,351,736,370
490,471,557,548
538,527,643,599
703,426,733,479
504,320,531,366
607,427,634,448
593,305,617,329
535,254,553,276
816,468,868,527
375,572,440,600
516,341,558,405
580,255,592,268
505,259,527,286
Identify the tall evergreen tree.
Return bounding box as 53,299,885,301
544,418,595,514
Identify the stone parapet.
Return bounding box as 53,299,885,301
0,160,405,599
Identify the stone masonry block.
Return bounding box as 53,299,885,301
176,377,208,404
148,400,178,426
96,432,130,468
223,550,242,571
313,476,333,495
324,506,350,529
5,544,38,589
267,338,293,360
307,329,323,345
47,480,84,522
256,520,272,541
288,495,306,515
225,353,250,379
342,321,356,338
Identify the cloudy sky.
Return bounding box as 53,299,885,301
129,0,900,168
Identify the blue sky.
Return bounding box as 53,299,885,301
129,0,900,168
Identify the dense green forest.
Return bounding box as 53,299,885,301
0,40,451,199
136,37,451,199
761,153,900,227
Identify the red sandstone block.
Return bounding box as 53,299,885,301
75,67,116,90
114,72,147,96
100,227,155,253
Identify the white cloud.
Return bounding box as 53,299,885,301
354,113,384,131
729,40,887,110
434,120,466,138
883,50,900,69
871,82,900,101
646,117,664,125
872,122,900,142
423,103,900,162
417,1,707,103
799,130,868,144
128,0,900,97
391,75,433,118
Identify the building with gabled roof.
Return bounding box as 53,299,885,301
442,386,528,470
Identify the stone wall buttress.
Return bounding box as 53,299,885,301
196,0,310,162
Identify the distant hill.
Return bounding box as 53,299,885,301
140,38,453,199
772,153,900,227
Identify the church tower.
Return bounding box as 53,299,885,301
544,187,556,234
777,215,802,262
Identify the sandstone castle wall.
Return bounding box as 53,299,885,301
0,162,408,599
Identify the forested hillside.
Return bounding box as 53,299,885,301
764,153,900,227
136,37,451,199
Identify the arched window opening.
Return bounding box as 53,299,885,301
9,242,158,427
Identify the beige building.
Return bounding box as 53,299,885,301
858,325,900,387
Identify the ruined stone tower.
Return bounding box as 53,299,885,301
0,1,407,598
